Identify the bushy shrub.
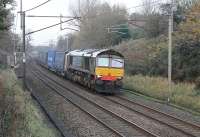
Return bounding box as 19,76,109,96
123,75,200,113
115,36,168,75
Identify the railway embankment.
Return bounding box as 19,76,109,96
123,75,200,115
115,37,200,115
27,63,120,137
29,63,200,137
0,68,61,137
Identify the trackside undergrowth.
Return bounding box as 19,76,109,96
0,68,61,137
123,75,200,113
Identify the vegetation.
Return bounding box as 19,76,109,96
150,1,200,82
54,0,199,49
115,1,200,83
113,0,200,113
71,1,130,49
0,69,61,137
0,0,14,30
0,0,21,56
56,34,75,51
123,75,200,113
46,0,200,113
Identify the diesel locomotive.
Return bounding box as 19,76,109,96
38,49,124,94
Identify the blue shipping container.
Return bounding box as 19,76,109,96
47,50,56,69
54,52,65,73
39,52,47,66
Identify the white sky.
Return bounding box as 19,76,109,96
13,0,150,46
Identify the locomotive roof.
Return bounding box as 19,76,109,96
67,49,124,58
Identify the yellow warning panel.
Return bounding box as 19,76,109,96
95,67,124,77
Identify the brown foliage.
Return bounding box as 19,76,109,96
72,1,128,49
178,2,200,39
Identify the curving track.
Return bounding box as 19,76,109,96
106,95,200,137
30,64,200,137
31,69,158,137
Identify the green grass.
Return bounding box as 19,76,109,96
123,75,200,113
0,69,61,137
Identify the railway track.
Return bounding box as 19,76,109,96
26,85,67,137
121,89,200,129
32,65,200,137
106,95,200,137
32,70,158,137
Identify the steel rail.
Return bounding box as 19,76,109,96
33,68,159,137
34,63,200,137
31,70,125,137
123,88,200,129
105,96,199,137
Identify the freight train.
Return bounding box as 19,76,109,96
38,49,124,94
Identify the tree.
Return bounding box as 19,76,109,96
0,0,15,54
142,0,155,16
0,31,14,52
150,1,200,82
56,36,66,50
142,0,168,38
172,0,198,30
71,0,129,49
0,0,14,30
56,34,75,51
144,13,168,38
128,13,145,40
177,1,200,40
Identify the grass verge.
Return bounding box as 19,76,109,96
0,69,61,137
123,75,200,114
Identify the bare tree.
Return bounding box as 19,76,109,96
56,34,74,51
141,0,169,38
142,0,156,16
70,0,129,49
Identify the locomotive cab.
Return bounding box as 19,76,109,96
95,50,124,93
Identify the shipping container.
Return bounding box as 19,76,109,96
47,50,56,69
54,52,65,74
39,52,47,66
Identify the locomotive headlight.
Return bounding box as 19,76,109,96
97,75,102,78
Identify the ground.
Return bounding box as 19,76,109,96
0,68,62,137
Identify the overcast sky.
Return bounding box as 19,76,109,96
14,0,156,46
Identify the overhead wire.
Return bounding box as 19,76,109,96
106,0,167,29
26,15,81,19
81,0,166,29
26,18,78,35
24,0,51,12
22,0,168,42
